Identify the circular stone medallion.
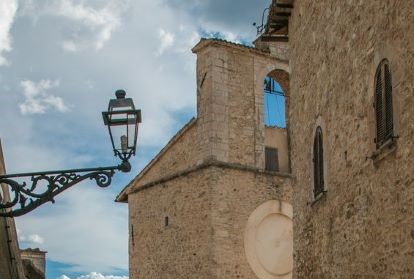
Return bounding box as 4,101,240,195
244,200,293,279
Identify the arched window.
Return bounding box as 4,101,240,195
374,59,394,148
313,126,324,197
263,76,286,128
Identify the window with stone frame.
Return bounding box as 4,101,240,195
374,59,394,148
265,147,279,172
313,126,324,197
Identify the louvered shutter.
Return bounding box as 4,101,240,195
318,129,324,191
313,127,324,197
384,63,393,140
313,132,319,195
375,60,394,148
375,66,385,146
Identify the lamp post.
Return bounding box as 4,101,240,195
0,90,141,218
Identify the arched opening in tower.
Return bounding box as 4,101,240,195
264,76,286,128
263,69,290,173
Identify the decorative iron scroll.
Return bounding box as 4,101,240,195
0,163,129,217
253,6,270,35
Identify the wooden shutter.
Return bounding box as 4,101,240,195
313,135,319,195
318,128,324,190
313,127,324,197
384,63,393,140
375,59,393,148
265,147,279,171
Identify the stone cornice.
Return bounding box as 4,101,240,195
117,158,291,202
192,38,273,58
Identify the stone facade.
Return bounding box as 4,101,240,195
286,1,414,278
265,127,289,173
0,140,26,279
20,248,47,279
118,39,293,279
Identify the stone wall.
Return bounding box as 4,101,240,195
0,140,26,279
133,119,200,187
128,168,215,279
127,164,292,279
288,1,414,278
265,127,289,173
0,141,15,279
209,166,292,278
20,248,46,278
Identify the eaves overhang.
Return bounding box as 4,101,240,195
256,0,293,42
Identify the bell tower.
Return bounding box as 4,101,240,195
192,38,290,171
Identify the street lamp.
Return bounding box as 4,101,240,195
0,90,141,217
103,89,141,170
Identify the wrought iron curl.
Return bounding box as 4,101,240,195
88,170,114,188
0,178,24,209
26,175,56,197
0,164,124,217
54,173,80,185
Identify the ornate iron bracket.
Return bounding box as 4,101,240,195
0,161,131,218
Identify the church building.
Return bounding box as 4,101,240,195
117,0,413,278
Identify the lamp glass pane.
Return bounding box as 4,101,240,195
127,113,137,149
108,111,128,152
110,124,126,152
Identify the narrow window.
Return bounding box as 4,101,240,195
165,216,169,227
374,59,394,148
263,76,286,128
265,147,279,171
313,127,324,197
131,224,135,247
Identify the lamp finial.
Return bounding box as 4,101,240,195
115,89,126,99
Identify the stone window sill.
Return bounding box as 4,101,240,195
309,190,327,207
370,137,397,164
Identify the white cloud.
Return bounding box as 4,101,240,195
59,273,128,279
156,29,175,56
77,272,129,279
27,234,45,244
57,0,123,51
62,40,78,52
19,79,69,114
18,231,45,245
0,0,18,65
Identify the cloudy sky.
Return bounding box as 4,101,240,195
0,0,270,278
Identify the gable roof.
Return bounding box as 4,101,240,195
116,117,197,202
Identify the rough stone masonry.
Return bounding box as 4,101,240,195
288,1,414,278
